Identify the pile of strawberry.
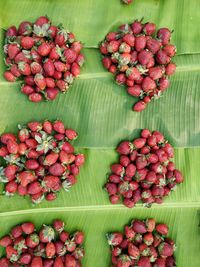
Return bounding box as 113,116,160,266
3,16,84,102
0,219,85,266
100,19,176,112
105,129,183,208
0,120,85,203
107,218,176,267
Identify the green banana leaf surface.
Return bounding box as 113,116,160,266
0,0,200,266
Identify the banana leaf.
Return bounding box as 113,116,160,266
0,0,200,266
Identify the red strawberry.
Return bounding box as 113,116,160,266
135,35,146,51
44,59,55,76
75,154,85,166
54,257,64,267
46,242,56,258
18,62,31,76
31,256,43,267
132,220,147,234
74,231,84,245
143,22,156,35
146,38,161,54
42,176,61,191
45,87,59,100
37,42,51,56
0,257,9,267
44,152,59,166
138,256,151,267
21,36,35,49
60,142,74,154
6,245,18,261
35,16,50,26
107,232,123,246
4,165,18,181
6,26,17,37
156,224,169,235
26,233,39,248
53,120,65,134
128,243,140,259
0,235,13,247
0,146,9,157
49,163,65,176
1,133,16,144
18,171,36,187
10,64,21,77
27,181,42,195
117,254,131,267
21,222,35,234
163,44,176,57
133,101,146,112
7,140,18,154
116,141,133,155
65,129,77,140
65,255,76,267
111,164,124,176
165,62,176,76
19,253,32,264
46,77,55,88
4,71,16,82
71,62,80,77
64,49,77,63
30,62,42,74
39,225,55,243
34,73,46,90
18,21,32,35
158,242,174,257
7,44,20,59
157,28,171,45
53,220,65,233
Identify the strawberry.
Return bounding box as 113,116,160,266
7,44,20,59
42,176,61,191
65,255,76,267
107,232,123,246
21,222,35,234
53,220,65,233
75,154,85,166
43,59,55,76
44,152,59,166
18,21,32,35
46,242,56,258
6,245,18,261
4,71,16,82
21,36,35,49
45,87,59,100
30,62,42,74
54,257,64,267
117,254,131,267
53,120,65,134
156,224,169,236
7,140,18,154
132,220,147,234
158,242,174,257
18,171,36,187
133,101,146,112
35,16,50,26
49,163,64,176
0,258,9,267
39,225,55,243
37,42,51,56
64,49,77,63
18,62,31,76
74,231,84,245
19,253,32,264
26,233,39,248
31,256,43,267
10,64,21,77
6,26,17,37
34,74,46,90
0,235,13,247
157,28,171,45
